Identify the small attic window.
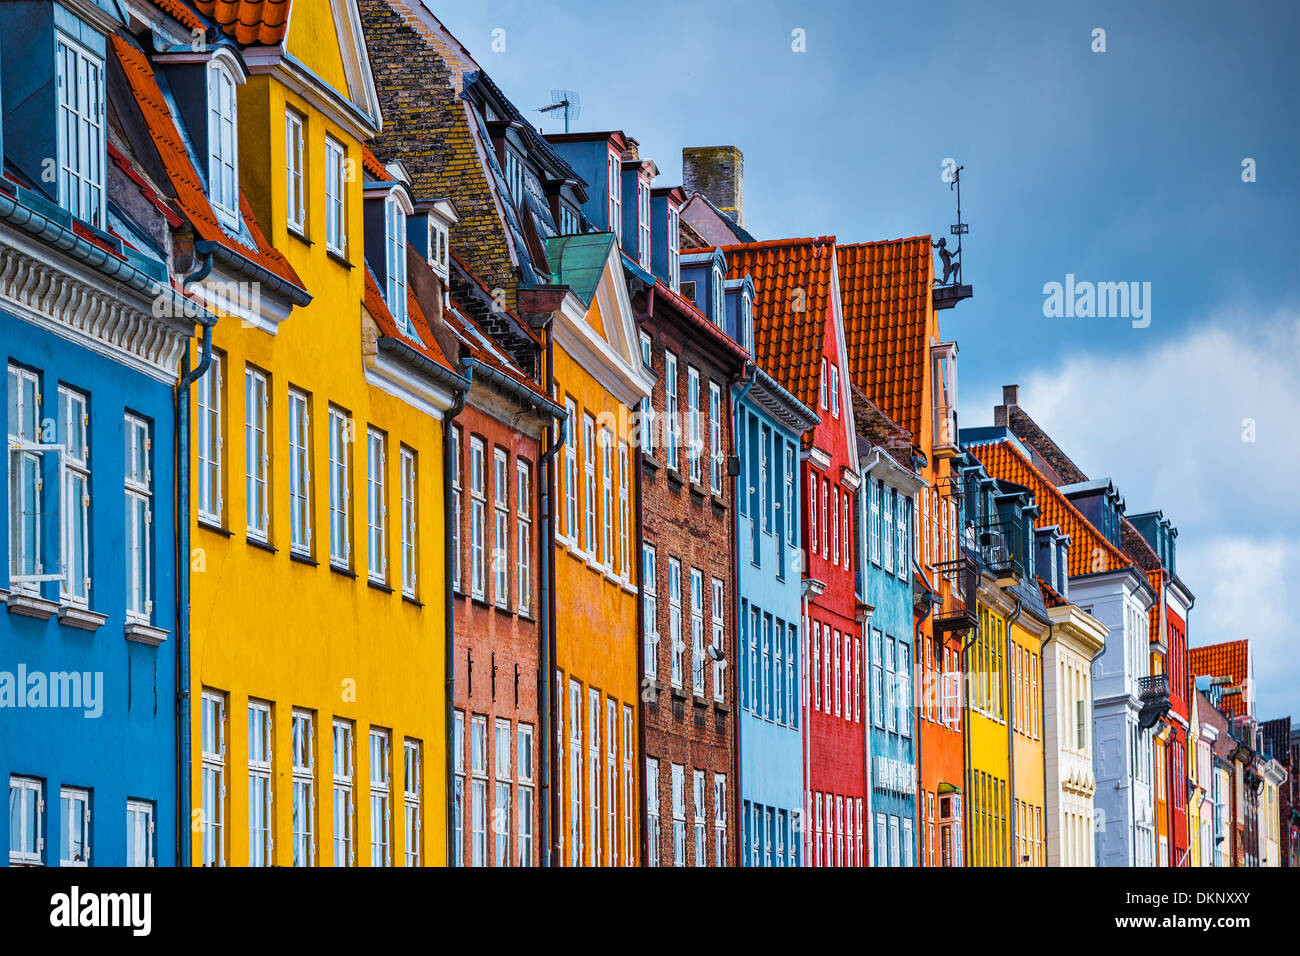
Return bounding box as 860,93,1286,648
607,149,622,238
559,204,579,237
55,31,106,228
207,58,240,228
428,217,450,280
385,196,409,333
667,205,680,291
711,263,724,328
740,290,753,352
680,280,696,303
637,178,651,271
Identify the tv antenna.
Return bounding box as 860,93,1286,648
538,90,581,133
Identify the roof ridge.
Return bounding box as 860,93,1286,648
720,235,836,252
837,235,932,250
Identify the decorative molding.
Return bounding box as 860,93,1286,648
58,606,108,632
125,621,169,646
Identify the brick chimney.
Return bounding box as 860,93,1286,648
993,384,1020,426
682,146,744,227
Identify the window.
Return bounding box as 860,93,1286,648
762,615,771,717
646,758,660,866
788,626,797,724
819,359,828,409
882,485,894,574
248,701,273,866
583,415,596,558
688,367,701,483
606,700,618,866
665,352,679,469
869,479,880,565
643,545,659,678
568,681,582,866
587,691,600,867
667,205,681,290
896,493,908,579
385,197,409,332
832,484,840,565
469,437,486,598
784,446,795,544
286,109,305,233
504,147,525,207
740,291,754,352
126,800,154,868
607,150,622,237
370,729,392,867
713,774,727,866
671,763,686,866
712,265,725,327
400,447,417,597
872,629,884,728
428,218,450,276
638,178,652,270
623,705,634,864
327,408,352,567
691,569,705,696
196,354,223,524
898,642,912,738
325,136,347,256
559,203,579,237
58,387,90,605
288,389,311,555
563,399,577,540
517,726,534,866
774,621,784,723
291,710,315,867
451,426,463,591
711,578,726,703
55,33,105,227
125,415,152,621
708,382,722,494
9,776,44,865
493,447,509,606
759,426,769,534
693,770,707,866
821,477,828,556
404,740,421,867
669,558,683,688
618,443,630,575
245,369,270,540
516,459,531,613
638,334,654,454
601,430,613,567
207,59,239,226
829,364,839,418
58,786,90,866
332,720,355,866
200,691,226,866
471,714,488,866
452,710,465,866
494,719,512,866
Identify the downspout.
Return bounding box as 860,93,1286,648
1005,596,1023,865
1040,618,1054,866
444,359,472,865
960,621,979,866
911,585,934,868
175,251,215,868
541,316,560,867
634,404,649,867
730,363,754,865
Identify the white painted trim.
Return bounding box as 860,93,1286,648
363,352,455,420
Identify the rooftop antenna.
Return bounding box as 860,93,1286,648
538,89,581,133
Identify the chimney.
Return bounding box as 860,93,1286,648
993,384,1020,427
682,146,744,227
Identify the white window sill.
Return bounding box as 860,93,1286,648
125,621,169,646
59,605,108,632
6,591,59,620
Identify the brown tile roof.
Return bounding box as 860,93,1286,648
110,34,304,292
852,386,913,463
1147,569,1165,645
719,237,837,415
1189,640,1250,719
1038,576,1069,609
970,440,1131,578
836,237,932,442
679,216,709,251
442,293,546,402
363,269,453,373
191,0,292,45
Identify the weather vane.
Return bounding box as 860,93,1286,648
933,164,973,309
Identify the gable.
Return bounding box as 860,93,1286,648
285,0,348,90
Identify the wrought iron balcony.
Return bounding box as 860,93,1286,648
970,516,1024,586
930,555,979,636
1138,674,1172,729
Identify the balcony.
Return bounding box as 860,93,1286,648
1138,674,1172,729
973,516,1024,587
931,555,979,637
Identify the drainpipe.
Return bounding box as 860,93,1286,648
960,619,980,866
634,402,649,868
911,588,934,868
1040,619,1054,865
175,251,215,868
444,359,472,865
535,373,564,867
1005,596,1023,865
729,362,753,865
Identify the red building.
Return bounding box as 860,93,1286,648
721,237,865,866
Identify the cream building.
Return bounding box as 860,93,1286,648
1260,757,1287,867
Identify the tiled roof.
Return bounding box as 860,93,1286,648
852,386,913,464
442,293,547,402
679,216,709,251
110,35,304,292
191,0,292,45
363,269,453,373
150,0,204,31
970,440,1131,578
836,237,932,442
1147,569,1164,645
719,237,837,414
362,146,394,183
1189,640,1250,718
1038,576,1069,609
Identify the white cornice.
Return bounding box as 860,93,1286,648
363,351,456,420
554,283,651,408
1047,603,1108,655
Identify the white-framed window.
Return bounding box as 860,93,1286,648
404,739,421,867
784,445,795,544
869,478,880,565
385,196,409,332
587,690,601,867
517,725,534,866
494,718,512,867
690,568,705,696
711,578,726,702
885,635,898,732
740,291,754,353
200,690,226,867
493,447,509,606
245,368,270,540
759,426,769,534
58,386,90,606
872,629,885,728
749,606,759,711
601,429,613,568
830,363,839,418
667,204,681,290
55,32,105,227
516,459,531,614
451,425,462,590
366,430,387,584
638,178,652,270
583,415,596,558
452,710,465,866
788,625,798,724
325,135,347,256
125,414,152,621
469,436,486,598
58,786,90,866
568,681,582,867
669,558,683,688
845,490,853,571
809,472,818,560
687,367,701,483
821,479,828,556
370,728,392,867
761,615,771,717
709,382,722,494
397,447,413,598
288,389,311,555
196,353,223,525
9,776,44,866
712,264,725,327
126,799,154,867
248,700,273,866
813,623,821,711
285,109,306,233
671,763,686,866
665,352,679,469
638,333,654,454
618,442,630,575
563,398,577,541
607,150,622,237
646,757,660,866
471,713,487,866
559,203,579,237
693,770,707,866
505,147,525,207
832,483,840,565
605,700,617,866
819,359,828,409
291,710,315,867
622,705,634,864
643,545,659,679
327,408,352,568
774,621,784,723
897,493,908,580
713,774,727,866
332,719,355,866
883,484,894,574
207,59,239,227
428,217,450,276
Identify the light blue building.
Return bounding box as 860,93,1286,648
1,0,194,866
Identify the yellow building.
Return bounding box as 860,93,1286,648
544,233,653,866
180,0,459,866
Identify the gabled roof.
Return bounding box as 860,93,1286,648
191,0,292,45
110,34,304,293
1038,576,1069,609
442,294,549,405
1189,641,1250,718
363,268,453,373
836,237,932,442
544,232,617,306
719,237,837,414
969,440,1131,578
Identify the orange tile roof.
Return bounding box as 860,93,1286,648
1147,569,1165,645
836,237,932,442
363,270,453,373
150,0,204,31
719,237,837,414
1038,576,1069,609
970,440,1131,578
442,295,547,402
362,146,394,183
191,0,292,45
110,34,304,292
1188,640,1250,718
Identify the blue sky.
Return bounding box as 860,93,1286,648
426,0,1300,719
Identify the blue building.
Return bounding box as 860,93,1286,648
1,0,197,866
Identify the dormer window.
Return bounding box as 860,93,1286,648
607,150,622,237
385,196,409,332
207,59,240,228
505,147,525,207
559,203,579,237
931,342,959,455
667,205,680,290
55,32,106,228
638,179,652,270
428,218,449,276
830,364,839,418
740,290,754,352
712,263,724,327
820,359,828,409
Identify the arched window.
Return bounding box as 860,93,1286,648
207,58,240,226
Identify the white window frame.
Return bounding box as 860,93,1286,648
247,700,273,866
618,442,630,576
568,680,582,867
200,690,226,867
623,705,634,865
665,352,679,470
206,58,240,228
709,382,722,494
125,414,152,622
601,429,613,568
687,367,701,483
332,719,355,867
470,436,486,599
370,728,392,867
494,717,512,867
711,578,726,703
516,459,531,614
451,425,462,591
288,389,312,555
385,196,410,332
325,135,347,256
667,205,680,290
646,757,660,866
245,367,270,540
58,386,90,606
643,544,659,679
9,776,44,866
671,763,686,867
517,725,534,867
453,710,465,866
690,568,705,696
286,108,306,234
606,700,617,866
587,690,600,867
291,710,315,867
583,415,596,558
493,446,510,606
638,177,652,270
713,774,727,866
327,408,352,568
404,739,422,867
693,769,707,866
563,399,577,541
196,354,223,525
59,786,90,866
367,429,388,584
55,32,106,227
126,799,154,868
607,150,622,238
712,264,724,327
669,558,683,688
471,714,487,866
